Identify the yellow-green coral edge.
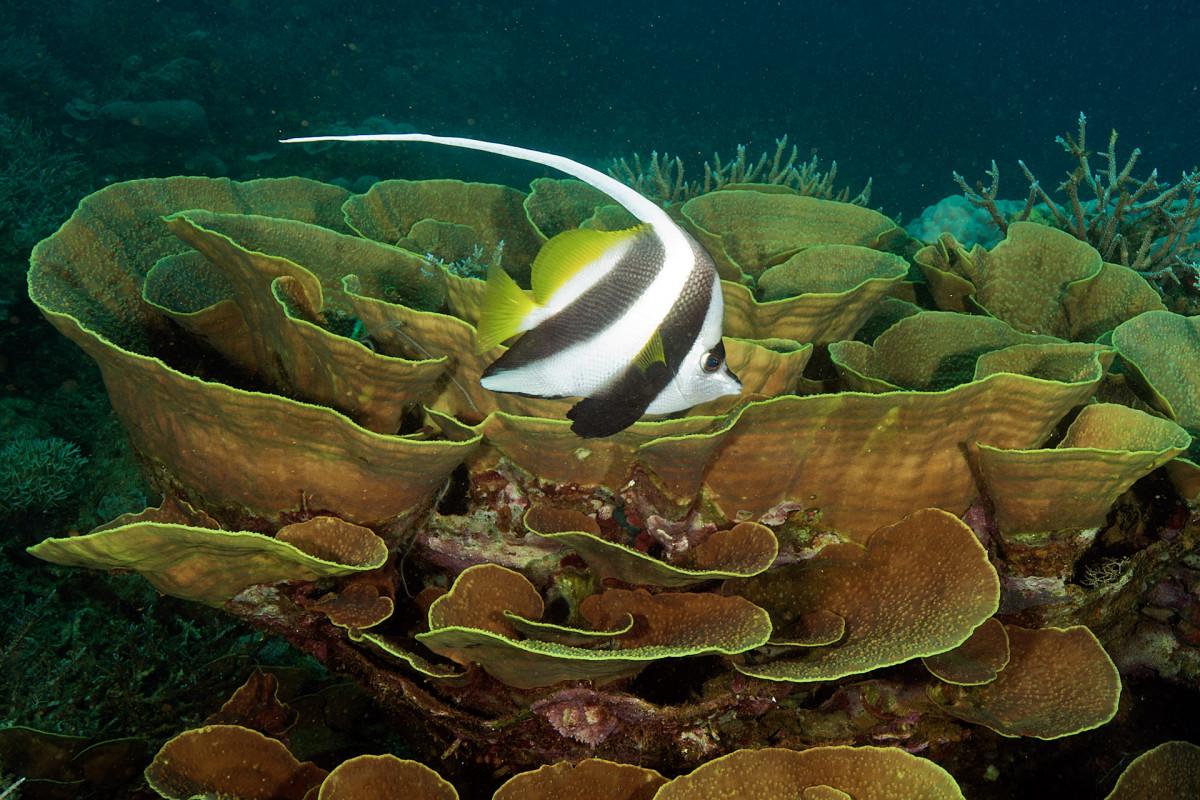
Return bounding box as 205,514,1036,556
415,616,773,663
920,617,1011,687
161,212,449,370
27,303,482,450
634,347,1111,471
976,436,1191,461
732,521,1000,683
720,261,908,307
525,528,780,584
503,611,637,642
27,522,388,603
928,625,1121,740
355,632,470,681
1103,741,1200,799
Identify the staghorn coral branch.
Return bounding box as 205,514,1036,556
1144,176,1200,267
608,150,691,205
1016,159,1066,227
1063,177,1089,243
766,136,798,183
611,135,871,207
953,163,1006,232
956,113,1200,287
844,176,874,207
955,160,1036,233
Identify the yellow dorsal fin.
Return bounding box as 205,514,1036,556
633,331,666,372
530,225,644,304
476,262,537,353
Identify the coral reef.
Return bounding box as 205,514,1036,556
33,668,1200,798
16,169,1200,797
0,436,87,515
609,135,872,207
143,690,974,798
955,113,1200,293
0,115,90,261
1103,740,1200,798
905,195,1027,249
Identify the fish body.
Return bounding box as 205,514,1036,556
281,133,741,436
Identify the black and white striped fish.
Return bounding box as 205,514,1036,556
280,133,742,437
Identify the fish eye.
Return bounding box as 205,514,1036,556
701,351,723,373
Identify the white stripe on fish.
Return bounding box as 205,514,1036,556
281,132,741,436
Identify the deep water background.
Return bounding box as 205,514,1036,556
3,0,1197,218
0,0,1198,797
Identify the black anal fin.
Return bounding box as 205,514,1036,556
567,361,673,438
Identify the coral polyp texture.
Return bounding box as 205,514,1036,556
25,173,1200,792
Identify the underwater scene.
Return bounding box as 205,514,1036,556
2,0,1199,797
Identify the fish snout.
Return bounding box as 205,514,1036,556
720,364,742,396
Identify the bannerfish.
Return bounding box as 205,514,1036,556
280,133,741,437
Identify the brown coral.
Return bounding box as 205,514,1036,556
23,167,1197,790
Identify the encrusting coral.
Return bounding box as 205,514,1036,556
19,157,1200,795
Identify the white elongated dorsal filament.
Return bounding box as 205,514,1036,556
281,132,697,375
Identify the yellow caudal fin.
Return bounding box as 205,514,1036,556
530,226,644,304
476,262,537,353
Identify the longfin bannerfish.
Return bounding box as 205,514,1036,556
280,132,742,437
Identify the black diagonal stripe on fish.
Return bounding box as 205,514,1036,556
280,132,743,436
641,236,736,416
481,230,666,381
567,240,718,437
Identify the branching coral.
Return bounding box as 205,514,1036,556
422,240,505,281
1081,556,1132,591
608,135,872,206
0,436,87,515
0,115,90,260
954,113,1200,288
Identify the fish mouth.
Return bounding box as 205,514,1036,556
721,365,743,396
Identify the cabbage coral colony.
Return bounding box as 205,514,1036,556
21,126,1200,797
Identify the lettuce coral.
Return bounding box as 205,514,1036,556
23,172,1198,790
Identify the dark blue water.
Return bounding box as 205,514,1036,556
7,0,1197,219
2,2,1199,796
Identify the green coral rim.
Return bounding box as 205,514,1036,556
524,517,779,588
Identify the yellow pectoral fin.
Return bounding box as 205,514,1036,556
530,225,645,304
633,331,666,372
476,262,537,353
